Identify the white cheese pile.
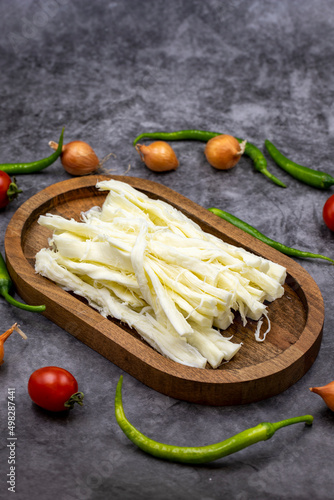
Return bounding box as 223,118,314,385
35,179,286,369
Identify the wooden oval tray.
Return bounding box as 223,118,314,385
5,175,324,405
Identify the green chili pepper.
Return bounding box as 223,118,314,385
0,252,45,312
265,139,334,189
115,376,313,464
208,207,334,264
0,128,64,175
133,130,286,188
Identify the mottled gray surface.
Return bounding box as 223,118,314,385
1,1,334,499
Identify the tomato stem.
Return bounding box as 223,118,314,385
64,392,84,409
6,178,22,201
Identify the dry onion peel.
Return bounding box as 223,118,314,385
0,323,27,365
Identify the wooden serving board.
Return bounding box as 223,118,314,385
5,175,324,405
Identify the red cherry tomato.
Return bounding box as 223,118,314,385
0,171,13,209
28,367,84,412
323,194,334,231
0,171,21,209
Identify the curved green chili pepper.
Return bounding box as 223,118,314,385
0,252,45,312
133,130,286,188
0,128,64,175
134,130,218,145
208,207,334,264
265,139,334,189
115,376,313,464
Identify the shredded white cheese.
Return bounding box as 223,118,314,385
35,179,286,369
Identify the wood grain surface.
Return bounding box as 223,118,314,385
4,175,324,405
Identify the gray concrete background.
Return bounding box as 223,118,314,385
1,1,334,499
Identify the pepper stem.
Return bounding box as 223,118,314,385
272,415,314,433
0,288,46,312
64,392,85,409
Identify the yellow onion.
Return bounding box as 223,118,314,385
135,141,179,172
310,381,334,411
49,140,101,176
205,135,246,170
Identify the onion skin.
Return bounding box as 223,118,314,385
0,323,26,366
310,381,334,411
49,140,100,176
135,141,179,172
205,134,245,170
